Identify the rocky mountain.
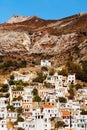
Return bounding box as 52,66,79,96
6,15,31,24
0,12,87,67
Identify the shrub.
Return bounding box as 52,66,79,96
0,84,9,92
5,93,10,98
8,79,15,85
19,60,27,68
82,60,87,73
13,85,24,91
44,82,51,88
58,69,68,76
59,97,67,103
41,66,48,71
0,55,3,63
49,68,55,76
17,116,24,122
33,95,41,102
4,60,13,68
32,88,38,96
10,75,15,80
33,72,47,83
55,121,65,128
75,84,83,90
17,107,23,114
7,105,15,112
81,109,87,115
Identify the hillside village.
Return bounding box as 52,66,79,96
0,60,87,130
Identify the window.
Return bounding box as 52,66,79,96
2,125,4,128
78,124,80,127
48,110,50,113
38,116,40,119
14,114,17,117
41,115,43,119
82,125,84,128
44,118,47,122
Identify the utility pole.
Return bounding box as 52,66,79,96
85,123,86,130
85,122,87,130
70,109,72,130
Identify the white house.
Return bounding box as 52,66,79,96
41,60,51,67
0,98,8,106
67,74,76,84
43,104,59,118
12,100,22,108
0,98,8,119
0,119,7,130
23,87,33,101
18,109,51,130
55,87,68,97
18,118,51,130
7,112,17,122
46,73,66,86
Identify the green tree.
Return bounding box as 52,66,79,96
75,84,83,90
17,116,24,122
9,79,14,85
49,68,55,76
81,109,87,115
33,95,41,102
13,96,23,101
32,88,38,96
7,105,15,112
44,82,51,88
17,107,23,115
33,72,47,83
68,84,75,99
0,55,3,63
13,85,24,91
58,69,68,76
19,60,27,68
41,66,48,71
55,121,65,128
4,60,13,68
10,75,15,80
5,93,10,98
59,97,67,103
0,84,9,92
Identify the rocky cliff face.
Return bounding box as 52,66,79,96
0,13,87,66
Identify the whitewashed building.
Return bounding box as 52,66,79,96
41,60,51,67
7,112,17,122
67,74,76,84
43,104,59,118
0,119,7,130
0,98,8,119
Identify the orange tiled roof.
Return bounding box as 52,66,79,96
61,110,70,117
44,104,53,108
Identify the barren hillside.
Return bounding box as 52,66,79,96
0,12,87,69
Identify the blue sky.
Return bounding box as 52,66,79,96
0,0,87,23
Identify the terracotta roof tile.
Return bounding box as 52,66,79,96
61,110,70,117
44,104,53,108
